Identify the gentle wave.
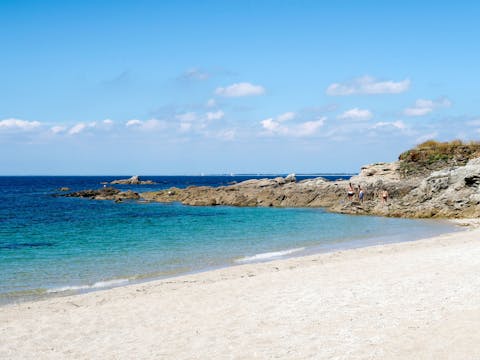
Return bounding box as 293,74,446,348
46,278,129,293
0,242,55,250
235,247,305,264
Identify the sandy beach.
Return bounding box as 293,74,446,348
1,221,480,359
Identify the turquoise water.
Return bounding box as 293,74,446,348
0,176,457,304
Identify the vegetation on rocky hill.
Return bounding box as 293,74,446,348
398,140,480,177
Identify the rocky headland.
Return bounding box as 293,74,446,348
63,141,480,218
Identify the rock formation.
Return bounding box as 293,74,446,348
62,141,480,218
285,173,297,183
138,157,480,218
62,187,140,202
110,176,155,185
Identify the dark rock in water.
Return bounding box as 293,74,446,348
116,190,141,201
63,187,140,201
64,187,120,199
110,175,155,185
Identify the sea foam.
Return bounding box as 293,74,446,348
46,278,129,293
235,247,305,264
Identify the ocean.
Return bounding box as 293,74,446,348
0,175,457,305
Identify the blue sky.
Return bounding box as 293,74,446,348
1,0,479,174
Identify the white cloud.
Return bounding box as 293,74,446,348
215,82,265,97
68,122,97,135
68,123,88,135
261,118,281,132
404,97,452,117
103,119,114,126
337,108,373,121
295,119,325,136
404,107,432,117
261,112,296,128
326,76,410,96
206,110,225,121
176,112,197,122
126,119,142,127
0,118,41,131
50,125,66,134
276,112,296,122
261,116,325,137
125,119,167,131
372,120,406,130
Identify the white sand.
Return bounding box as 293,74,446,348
1,222,480,359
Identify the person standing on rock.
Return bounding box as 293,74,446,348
347,183,355,201
381,190,389,204
359,187,365,202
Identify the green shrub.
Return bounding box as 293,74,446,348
398,139,480,177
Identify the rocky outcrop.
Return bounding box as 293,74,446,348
139,158,480,218
110,176,155,185
285,173,297,183
385,158,480,218
62,187,140,202
357,162,400,181
63,156,480,218
141,177,326,207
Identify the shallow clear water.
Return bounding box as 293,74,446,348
0,176,456,304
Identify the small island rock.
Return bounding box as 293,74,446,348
110,176,155,185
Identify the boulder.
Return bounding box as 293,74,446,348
274,177,286,185
285,173,296,183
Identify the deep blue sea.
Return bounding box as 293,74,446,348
0,175,457,305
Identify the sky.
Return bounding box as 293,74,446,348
1,0,480,175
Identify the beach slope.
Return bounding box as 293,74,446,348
1,224,480,359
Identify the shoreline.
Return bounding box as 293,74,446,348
0,217,458,307
1,220,480,358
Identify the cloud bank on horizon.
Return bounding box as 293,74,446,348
0,1,478,174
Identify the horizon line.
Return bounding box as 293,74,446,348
0,172,357,177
